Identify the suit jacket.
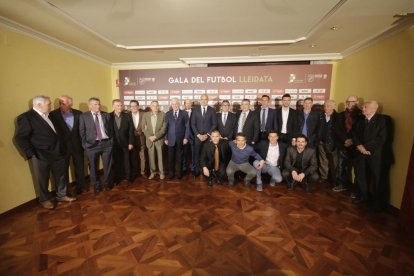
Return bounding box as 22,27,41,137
256,141,287,168
258,108,278,132
165,109,190,146
335,107,363,149
352,113,387,154
199,139,230,170
49,108,83,153
110,111,134,148
283,147,318,177
276,107,297,139
217,112,236,140
79,111,113,150
141,111,167,148
15,109,66,161
296,109,320,147
190,105,217,136
236,110,260,144
130,110,145,136
316,111,340,151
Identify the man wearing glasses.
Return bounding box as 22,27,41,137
217,100,236,140
334,96,364,193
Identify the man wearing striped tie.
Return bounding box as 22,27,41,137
235,99,260,145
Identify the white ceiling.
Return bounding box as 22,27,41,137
0,0,413,65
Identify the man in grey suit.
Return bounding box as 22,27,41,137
283,134,319,192
79,97,113,193
142,100,167,180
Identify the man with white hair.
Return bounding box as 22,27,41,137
165,98,190,179
317,100,339,186
352,100,387,211
15,95,76,209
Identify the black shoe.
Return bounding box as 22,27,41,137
216,179,222,185
207,180,213,187
104,185,112,191
244,180,251,187
305,182,311,193
228,181,234,187
166,175,174,180
353,197,367,204
94,188,100,195
288,181,296,190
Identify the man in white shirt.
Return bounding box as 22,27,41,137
129,100,147,178
276,93,297,145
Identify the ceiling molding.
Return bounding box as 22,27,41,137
180,53,343,65
111,61,189,70
116,37,307,50
0,16,112,66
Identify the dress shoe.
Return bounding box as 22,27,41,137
256,183,263,192
269,182,276,187
57,196,77,202
41,200,56,210
166,175,174,180
141,173,148,179
160,174,166,180
94,188,100,195
216,179,222,185
148,174,155,180
207,180,213,187
104,186,112,191
228,180,234,187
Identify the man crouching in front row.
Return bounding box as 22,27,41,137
282,134,319,192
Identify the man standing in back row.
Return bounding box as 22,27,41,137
79,97,113,194
15,95,76,209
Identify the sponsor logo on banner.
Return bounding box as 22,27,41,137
232,89,244,94
181,90,193,94
219,89,231,94
288,74,296,83
123,101,130,105
298,94,311,99
124,96,134,100
207,89,218,94
313,88,326,94
272,89,284,94
299,89,312,94
290,94,298,100
258,89,270,94
124,90,134,95
146,90,157,95
135,96,146,100
194,90,206,94
245,95,257,100
313,95,326,100
146,95,157,100
219,95,231,100
232,95,244,100
124,77,130,86
285,89,298,94
135,90,145,95
182,95,194,100
139,77,155,85
158,95,169,100
159,101,169,105
158,90,169,94
245,89,257,94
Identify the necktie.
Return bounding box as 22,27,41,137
214,144,219,171
241,112,247,129
174,111,178,120
223,113,227,126
95,113,103,140
261,109,266,131
202,107,206,117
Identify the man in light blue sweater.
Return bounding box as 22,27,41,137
226,133,265,187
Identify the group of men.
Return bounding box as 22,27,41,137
15,93,388,211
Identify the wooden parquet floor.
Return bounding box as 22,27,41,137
1,176,414,276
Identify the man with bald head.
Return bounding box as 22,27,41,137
334,96,363,193
50,95,86,194
352,100,387,211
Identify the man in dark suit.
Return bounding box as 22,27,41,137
190,94,217,176
235,99,260,145
79,97,113,193
258,95,277,141
217,100,236,140
49,95,86,195
276,93,297,146
129,100,147,178
296,97,320,148
15,95,76,209
352,100,387,211
165,98,190,179
316,100,339,186
200,130,230,186
334,96,363,193
182,99,194,173
254,131,286,191
110,99,134,184
283,134,319,192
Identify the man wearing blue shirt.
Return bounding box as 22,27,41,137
226,133,264,187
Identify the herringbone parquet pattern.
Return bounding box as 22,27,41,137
1,176,414,275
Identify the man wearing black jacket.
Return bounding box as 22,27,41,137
352,100,387,211
235,99,260,145
50,95,86,194
110,99,134,184
217,100,236,140
296,97,320,148
276,94,297,146
334,96,363,192
15,95,76,209
200,130,230,186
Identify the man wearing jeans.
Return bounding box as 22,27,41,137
254,131,286,191
226,133,264,187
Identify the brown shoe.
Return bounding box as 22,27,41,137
160,174,165,180
57,196,77,202
41,200,56,210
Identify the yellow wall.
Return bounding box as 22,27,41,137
0,27,112,213
333,26,414,208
